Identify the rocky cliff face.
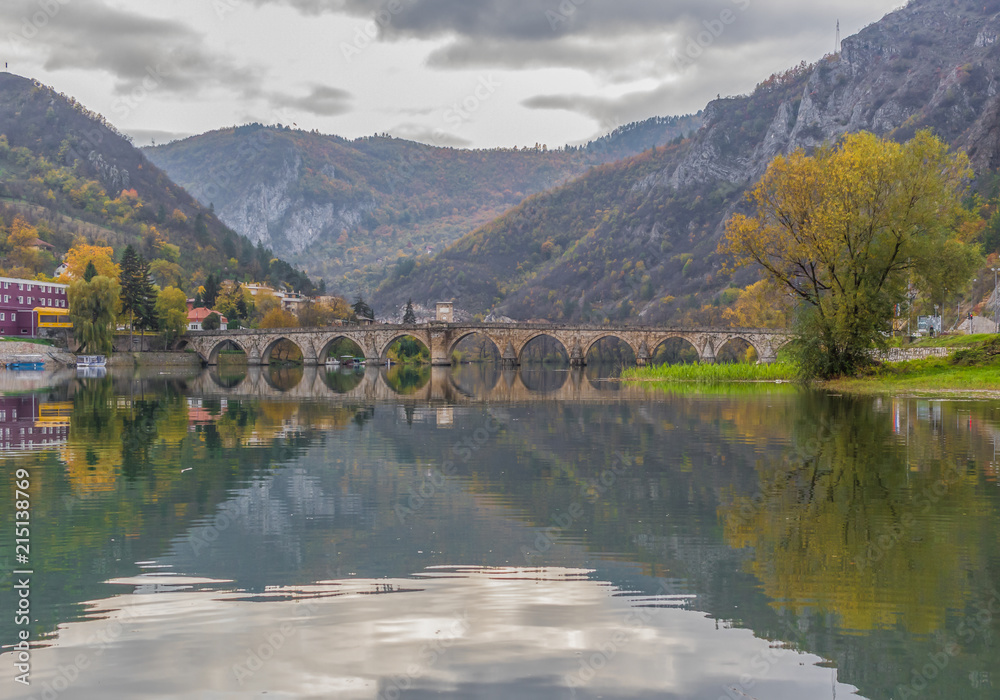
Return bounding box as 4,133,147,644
670,0,1000,191
217,154,375,255
375,0,1000,324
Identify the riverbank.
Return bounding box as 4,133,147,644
620,361,797,383
623,336,1000,395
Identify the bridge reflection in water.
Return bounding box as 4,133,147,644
195,363,659,403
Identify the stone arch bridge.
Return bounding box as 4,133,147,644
182,323,791,367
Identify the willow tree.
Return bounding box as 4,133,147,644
720,131,981,378
69,275,121,354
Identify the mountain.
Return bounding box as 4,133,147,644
375,0,1000,323
143,115,700,296
0,72,313,293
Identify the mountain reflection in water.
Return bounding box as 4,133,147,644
0,366,998,699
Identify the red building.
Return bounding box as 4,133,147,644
0,276,70,337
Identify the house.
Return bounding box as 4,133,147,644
187,307,228,331
0,276,70,337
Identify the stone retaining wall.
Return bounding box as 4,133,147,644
108,352,202,367
875,347,952,363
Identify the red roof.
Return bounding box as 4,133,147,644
187,307,228,323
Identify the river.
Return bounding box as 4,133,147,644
1,364,998,699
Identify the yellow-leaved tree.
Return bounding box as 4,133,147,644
720,131,981,378
61,244,121,282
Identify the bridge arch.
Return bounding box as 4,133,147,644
198,337,250,366
516,332,570,365
649,334,704,364
378,333,431,362
319,334,367,364
582,334,640,363
447,331,502,361
261,336,305,365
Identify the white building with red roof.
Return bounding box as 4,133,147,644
187,307,228,331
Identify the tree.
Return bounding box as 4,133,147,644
69,275,120,354
62,244,120,282
403,298,417,324
720,131,981,378
155,286,188,345
352,296,373,321
202,312,221,331
203,273,219,309
119,245,156,349
722,279,793,328
260,308,299,329
83,260,98,282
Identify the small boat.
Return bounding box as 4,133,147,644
7,354,45,371
325,357,341,367
340,355,355,367
76,355,107,369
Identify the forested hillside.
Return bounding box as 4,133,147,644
144,114,700,296
0,73,313,293
376,0,1000,324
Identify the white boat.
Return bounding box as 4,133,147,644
76,355,107,369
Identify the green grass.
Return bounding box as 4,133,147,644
622,361,798,383
0,336,54,346
906,333,996,348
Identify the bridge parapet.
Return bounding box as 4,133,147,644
182,323,792,367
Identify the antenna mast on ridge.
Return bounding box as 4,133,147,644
836,20,841,54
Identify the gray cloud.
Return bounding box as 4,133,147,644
277,84,353,116
388,123,472,147
3,0,261,97
127,128,195,147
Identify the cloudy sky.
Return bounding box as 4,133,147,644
1,0,903,149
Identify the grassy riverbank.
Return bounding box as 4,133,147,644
623,335,1000,393
620,361,798,383
823,339,1000,393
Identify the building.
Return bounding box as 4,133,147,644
187,307,228,331
436,302,454,323
0,276,70,337
0,396,70,452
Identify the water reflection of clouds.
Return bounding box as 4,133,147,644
4,568,862,700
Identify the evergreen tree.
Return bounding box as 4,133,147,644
403,299,416,324
119,245,142,348
352,296,374,321
120,246,158,350
203,273,219,308
83,260,98,282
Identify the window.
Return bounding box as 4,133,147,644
10,313,15,321
3,296,8,303
26,298,31,305
17,283,22,290
18,297,23,304
1,313,5,321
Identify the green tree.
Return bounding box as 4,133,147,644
119,246,158,349
403,298,417,324
203,273,219,309
352,296,373,322
721,131,981,378
69,275,120,354
155,286,188,345
202,312,221,331
83,260,98,282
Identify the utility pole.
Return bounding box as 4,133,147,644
836,20,841,54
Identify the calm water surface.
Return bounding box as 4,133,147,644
1,364,999,699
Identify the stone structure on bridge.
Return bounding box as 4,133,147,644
181,323,792,367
